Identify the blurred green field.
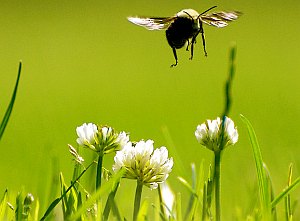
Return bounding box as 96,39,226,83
1,0,300,219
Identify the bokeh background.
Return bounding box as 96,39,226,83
1,0,300,219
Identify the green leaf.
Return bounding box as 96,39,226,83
0,61,22,141
240,114,271,219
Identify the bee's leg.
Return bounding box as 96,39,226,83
186,40,190,51
170,47,178,67
190,31,200,60
200,22,207,56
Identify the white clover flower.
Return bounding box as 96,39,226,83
113,140,173,189
76,123,129,154
195,116,238,152
76,123,98,150
97,126,129,154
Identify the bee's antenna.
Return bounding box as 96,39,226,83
182,11,193,20
197,6,217,19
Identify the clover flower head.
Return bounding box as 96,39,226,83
97,126,129,154
113,140,173,189
76,123,98,150
195,116,238,152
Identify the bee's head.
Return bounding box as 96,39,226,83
176,9,199,20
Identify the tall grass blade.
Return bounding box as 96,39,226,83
240,114,271,219
264,163,277,220
271,177,300,208
221,43,236,119
190,160,205,220
15,192,24,221
175,193,182,221
0,61,22,141
285,164,293,221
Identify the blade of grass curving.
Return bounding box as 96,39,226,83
285,164,293,221
240,114,271,219
177,177,196,196
0,189,8,219
40,160,95,221
271,177,300,208
0,61,22,141
68,169,125,221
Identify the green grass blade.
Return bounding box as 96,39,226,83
201,182,207,221
221,43,236,119
0,189,8,219
0,61,22,141
103,181,119,220
177,177,196,196
15,191,24,221
271,177,300,208
240,114,271,219
137,200,148,221
285,164,293,221
189,160,205,220
40,160,95,221
175,193,182,221
33,199,40,221
68,169,125,221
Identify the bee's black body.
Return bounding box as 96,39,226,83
166,17,196,49
128,7,241,67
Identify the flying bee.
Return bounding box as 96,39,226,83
127,6,241,67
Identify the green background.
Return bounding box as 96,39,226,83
1,0,300,219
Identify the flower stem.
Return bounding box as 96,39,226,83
96,153,104,190
214,151,222,221
133,180,143,221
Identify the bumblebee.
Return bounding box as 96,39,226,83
128,6,241,67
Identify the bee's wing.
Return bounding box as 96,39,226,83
127,16,176,30
200,11,241,28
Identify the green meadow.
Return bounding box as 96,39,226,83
0,0,300,220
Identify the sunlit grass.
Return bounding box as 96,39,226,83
1,47,299,221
